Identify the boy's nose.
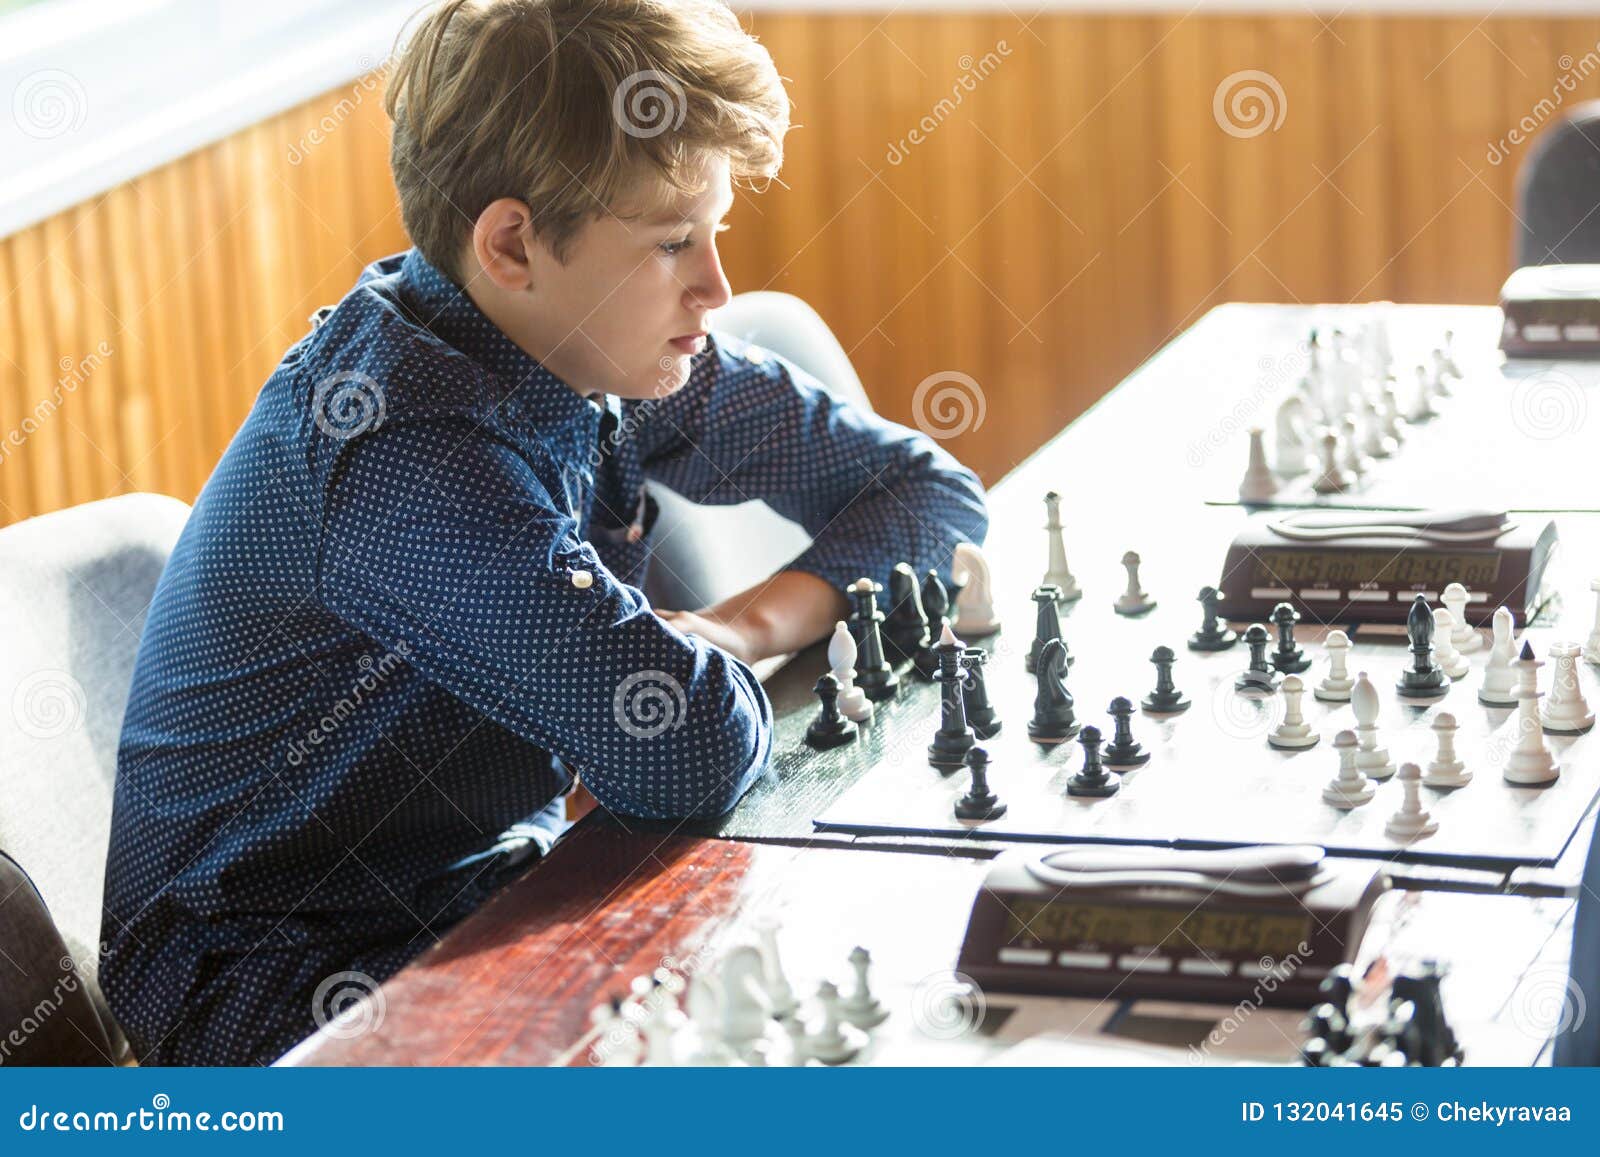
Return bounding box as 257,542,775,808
689,247,733,311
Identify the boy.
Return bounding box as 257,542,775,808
100,0,987,1066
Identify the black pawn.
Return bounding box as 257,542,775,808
1270,602,1311,673
846,578,899,702
1234,623,1281,692
1396,594,1449,698
1101,696,1150,767
1067,725,1118,798
1027,637,1078,744
1188,585,1238,651
928,631,976,770
1142,645,1191,713
913,570,952,679
805,673,857,749
883,562,930,664
954,746,1006,820
1026,584,1072,674
961,647,1002,739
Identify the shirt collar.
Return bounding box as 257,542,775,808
398,249,606,456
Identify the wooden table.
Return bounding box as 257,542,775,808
282,304,1600,1067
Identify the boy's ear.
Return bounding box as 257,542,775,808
469,198,539,291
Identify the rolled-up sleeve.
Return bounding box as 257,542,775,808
640,334,990,591
316,417,772,820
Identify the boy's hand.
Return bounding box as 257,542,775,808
657,608,759,665
656,570,850,666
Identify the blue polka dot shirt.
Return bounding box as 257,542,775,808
99,249,989,1066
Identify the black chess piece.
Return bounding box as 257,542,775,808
1270,602,1311,674
1027,637,1078,744
954,746,1006,820
1026,584,1071,674
846,577,899,702
1389,960,1463,1066
1066,725,1118,797
928,631,976,770
805,673,857,749
1142,644,1191,713
1101,696,1151,767
960,647,1002,739
1395,594,1449,699
914,570,953,679
1234,623,1281,692
1188,585,1238,651
883,562,930,664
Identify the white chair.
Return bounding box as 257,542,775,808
644,291,874,611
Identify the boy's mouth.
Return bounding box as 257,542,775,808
667,332,707,354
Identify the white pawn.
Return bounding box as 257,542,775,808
1360,392,1395,459
1478,606,1519,707
951,541,1001,637
828,621,873,724
1430,348,1456,397
1310,430,1351,494
1314,629,1355,702
588,999,641,1066
1114,550,1155,615
1379,378,1407,445
1505,642,1561,785
630,975,686,1067
1240,427,1279,502
1441,583,1484,653
754,916,799,1019
1423,712,1471,787
1274,396,1311,477
1541,642,1595,734
1385,762,1439,841
1041,491,1081,601
1268,675,1320,749
806,981,861,1065
1583,577,1600,665
1323,730,1374,809
839,946,889,1030
1351,671,1396,780
1431,608,1470,679
1339,414,1366,481
1407,364,1437,422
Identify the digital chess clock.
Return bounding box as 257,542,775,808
1217,509,1558,628
957,846,1387,1007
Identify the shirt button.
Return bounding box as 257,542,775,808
571,569,593,589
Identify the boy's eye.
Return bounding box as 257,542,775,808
659,222,730,256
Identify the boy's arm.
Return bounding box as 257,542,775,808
641,334,990,659
317,418,771,821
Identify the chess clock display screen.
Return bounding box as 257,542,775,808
1004,899,1310,958
1253,549,1501,589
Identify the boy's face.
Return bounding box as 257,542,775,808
501,155,737,402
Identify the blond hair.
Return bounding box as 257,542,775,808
384,0,790,281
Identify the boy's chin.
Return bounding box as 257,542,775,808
617,356,692,401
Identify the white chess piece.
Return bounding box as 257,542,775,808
828,621,873,724
1406,364,1436,423
1239,428,1279,502
1310,430,1351,494
589,999,642,1066
1379,379,1406,445
1430,348,1456,397
1360,392,1395,459
1583,577,1600,665
1273,396,1312,477
1478,606,1519,707
1385,762,1439,841
806,981,861,1065
951,541,1000,637
1041,491,1082,601
1423,712,1471,787
1431,608,1470,679
1350,671,1395,780
1338,414,1366,481
1541,642,1595,734
839,946,889,1030
1441,583,1484,653
1268,675,1320,749
1505,642,1561,785
1323,730,1374,809
717,946,771,1056
754,916,800,1019
678,974,737,1066
1113,551,1155,615
629,974,687,1067
1314,629,1355,702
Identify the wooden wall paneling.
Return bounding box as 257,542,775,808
1211,17,1278,305
1260,15,1332,306
1386,19,1448,301
1157,15,1224,343
1438,19,1510,303
0,238,36,518
101,183,171,498
39,213,105,502
64,200,129,498
9,225,71,513
1328,16,1394,302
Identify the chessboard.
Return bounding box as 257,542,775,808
812,561,1600,872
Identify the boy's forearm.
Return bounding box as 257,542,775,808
700,569,850,663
